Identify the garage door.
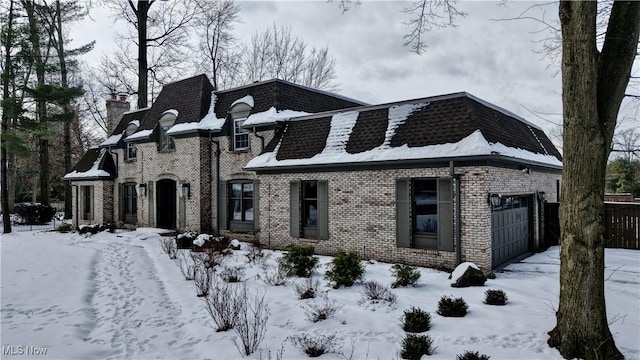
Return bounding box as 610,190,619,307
491,195,532,268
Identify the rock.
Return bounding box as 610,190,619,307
450,262,487,288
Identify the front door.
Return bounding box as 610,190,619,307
156,179,176,229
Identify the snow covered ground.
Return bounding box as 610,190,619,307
1,228,638,360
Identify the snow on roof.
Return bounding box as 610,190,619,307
100,132,123,147
63,148,111,179
165,92,226,135
321,111,359,154
126,129,153,141
383,102,428,147
245,129,563,169
231,95,254,108
242,107,310,127
122,107,150,115
162,109,179,117
129,120,140,127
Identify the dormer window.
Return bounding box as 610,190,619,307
230,102,251,151
158,111,177,151
124,121,139,160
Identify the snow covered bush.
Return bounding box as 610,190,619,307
302,297,341,323
401,307,431,333
278,244,319,277
457,350,491,360
203,280,246,332
175,250,196,280
324,251,364,288
56,223,73,233
484,289,508,306
234,289,270,356
390,264,421,288
263,263,289,286
160,237,178,259
193,257,213,297
246,243,270,265
290,333,340,358
220,265,245,283
293,278,322,300
400,334,435,360
201,247,225,269
437,295,468,317
14,203,55,224
176,231,197,249
359,281,397,306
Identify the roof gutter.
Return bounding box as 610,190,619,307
449,161,462,266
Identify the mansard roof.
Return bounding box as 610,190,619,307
245,92,563,172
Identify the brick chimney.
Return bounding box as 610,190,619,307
105,93,131,134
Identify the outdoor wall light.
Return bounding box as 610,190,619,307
139,183,147,197
182,183,191,199
489,193,503,207
537,191,546,202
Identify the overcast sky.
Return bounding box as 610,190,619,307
69,1,639,146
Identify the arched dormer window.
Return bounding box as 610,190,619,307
230,102,251,151
124,120,139,160
158,110,177,151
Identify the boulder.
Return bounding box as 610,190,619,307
449,262,487,288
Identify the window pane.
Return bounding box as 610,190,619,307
231,184,242,198
414,180,437,234
303,181,317,199
303,200,318,226
231,199,242,220
244,199,254,221
243,183,253,198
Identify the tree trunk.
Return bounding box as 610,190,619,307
1,0,15,233
548,2,640,359
137,0,149,109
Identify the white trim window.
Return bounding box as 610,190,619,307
230,102,252,151
158,111,177,151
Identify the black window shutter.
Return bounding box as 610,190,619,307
218,180,228,231
396,179,410,247
437,178,454,251
290,181,300,238
118,183,124,222
317,180,329,240
253,180,260,231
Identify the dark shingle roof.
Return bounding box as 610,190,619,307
251,92,562,170
64,148,116,180
112,108,150,136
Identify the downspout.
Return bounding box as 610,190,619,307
449,161,462,265
210,132,221,235
106,146,118,224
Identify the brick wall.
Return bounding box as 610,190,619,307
71,180,110,227
256,165,560,271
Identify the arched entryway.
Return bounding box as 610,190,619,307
156,179,177,229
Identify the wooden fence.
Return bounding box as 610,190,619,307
544,202,640,250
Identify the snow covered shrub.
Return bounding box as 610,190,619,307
246,243,270,265
400,334,436,360
160,237,178,259
193,257,213,297
324,251,365,288
401,307,431,333
264,263,289,286
290,333,340,358
294,278,322,300
457,350,491,360
390,264,421,288
302,297,341,323
175,250,196,280
176,231,197,249
203,280,246,331
484,289,508,305
278,244,319,277
437,295,468,317
202,247,225,269
14,203,55,224
359,281,398,305
234,289,270,356
220,265,245,282
56,223,73,233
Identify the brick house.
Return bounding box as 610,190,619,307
64,74,364,236
244,93,562,270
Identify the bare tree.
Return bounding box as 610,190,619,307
193,0,241,91
402,0,467,54
612,126,640,161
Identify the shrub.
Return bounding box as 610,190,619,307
175,250,196,280
391,264,421,288
14,203,55,224
401,307,431,333
359,281,397,305
176,231,197,249
437,295,468,317
233,290,270,356
246,243,270,265
78,224,112,235
457,351,491,360
203,280,246,331
264,263,289,286
220,265,245,283
302,297,341,323
290,333,340,358
193,257,213,297
324,251,365,288
400,334,436,360
160,237,178,259
293,278,322,300
278,244,319,277
56,223,73,233
484,289,508,306
201,247,225,269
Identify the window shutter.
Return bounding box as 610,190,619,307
89,186,95,220
290,181,300,238
396,179,410,247
253,180,260,231
438,178,454,251
148,181,154,226
219,180,227,231
118,183,124,222
317,180,329,240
